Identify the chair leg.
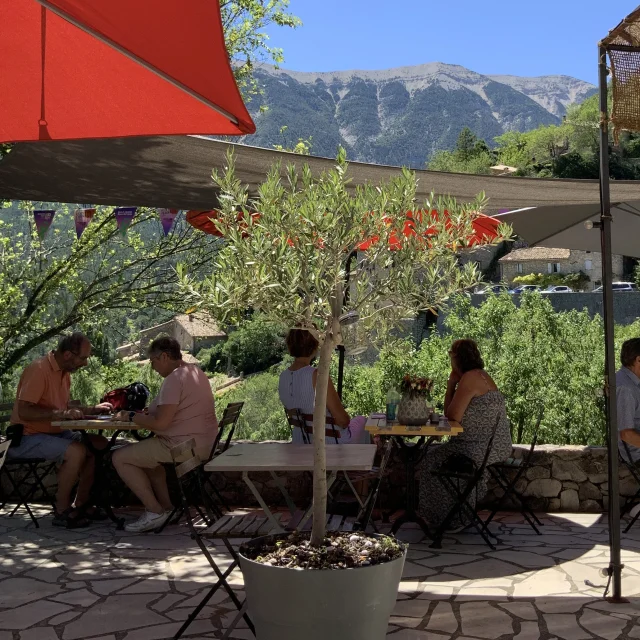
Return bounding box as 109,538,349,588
2,464,44,527
487,466,542,534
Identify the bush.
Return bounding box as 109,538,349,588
199,314,286,376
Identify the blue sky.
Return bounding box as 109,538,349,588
266,0,638,84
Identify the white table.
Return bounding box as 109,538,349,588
205,443,376,532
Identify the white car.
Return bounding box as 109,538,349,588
593,282,638,292
542,285,574,293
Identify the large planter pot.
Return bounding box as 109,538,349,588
397,392,430,426
239,534,406,640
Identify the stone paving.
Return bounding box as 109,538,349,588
3,509,640,639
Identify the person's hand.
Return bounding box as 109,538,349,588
448,370,461,386
93,402,113,415
62,408,83,420
112,410,129,422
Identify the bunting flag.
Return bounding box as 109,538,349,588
33,209,56,239
114,207,137,237
158,208,179,236
74,207,96,239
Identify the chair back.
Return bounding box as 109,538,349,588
0,438,10,472
284,408,342,443
208,402,244,460
518,405,544,467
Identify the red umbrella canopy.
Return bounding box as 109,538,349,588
187,209,501,249
0,0,255,143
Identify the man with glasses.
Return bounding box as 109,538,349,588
8,332,111,528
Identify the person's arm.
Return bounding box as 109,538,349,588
618,385,640,449
312,369,350,428
82,402,114,416
444,373,477,423
621,429,640,448
115,405,178,432
18,400,82,422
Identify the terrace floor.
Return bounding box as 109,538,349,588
2,508,640,639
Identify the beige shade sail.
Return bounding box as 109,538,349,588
496,200,640,259
1,135,640,211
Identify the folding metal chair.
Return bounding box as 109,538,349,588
0,425,57,528
484,407,545,534
430,414,502,550
620,440,640,533
169,438,256,640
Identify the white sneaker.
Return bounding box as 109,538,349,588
125,510,171,533
629,504,640,521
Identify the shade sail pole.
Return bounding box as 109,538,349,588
599,44,623,602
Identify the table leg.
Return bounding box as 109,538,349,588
269,470,297,515
391,436,433,537
242,471,284,533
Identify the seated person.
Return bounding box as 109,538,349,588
618,338,640,465
418,339,512,532
112,337,218,533
278,328,367,444
8,332,111,528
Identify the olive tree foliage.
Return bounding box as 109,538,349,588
221,0,302,102
181,149,510,545
0,203,221,381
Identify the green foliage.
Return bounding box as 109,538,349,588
272,126,313,155
0,203,220,384
199,314,286,375
216,368,290,441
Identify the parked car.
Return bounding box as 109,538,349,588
592,282,638,292
509,285,542,294
476,284,510,294
542,285,574,293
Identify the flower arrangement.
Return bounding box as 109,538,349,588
400,374,434,398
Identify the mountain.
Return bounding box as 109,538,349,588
236,63,596,168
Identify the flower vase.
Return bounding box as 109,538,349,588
397,391,430,426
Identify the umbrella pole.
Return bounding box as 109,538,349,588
598,44,623,602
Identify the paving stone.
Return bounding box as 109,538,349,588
122,619,213,639
90,577,139,595
62,595,167,639
151,594,188,612
386,631,448,639
20,628,59,640
50,588,100,607
455,587,509,600
579,608,627,640
388,616,423,628
392,599,431,618
120,577,171,594
514,621,540,640
426,602,458,634
414,554,479,568
24,566,65,583
48,611,82,625
0,577,63,608
446,559,519,580
0,601,71,630
401,562,437,579
460,602,513,638
512,568,571,598
629,626,640,638
486,550,556,568
585,600,640,616
64,582,86,589
544,614,591,640
535,597,596,614
497,602,538,620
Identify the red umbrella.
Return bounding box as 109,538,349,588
187,209,501,248
0,0,255,142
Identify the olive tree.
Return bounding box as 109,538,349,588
182,149,509,545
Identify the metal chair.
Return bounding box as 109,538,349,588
484,407,545,534
430,413,502,550
168,438,256,640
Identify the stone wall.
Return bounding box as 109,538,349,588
4,441,637,514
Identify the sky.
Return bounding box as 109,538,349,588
265,0,639,84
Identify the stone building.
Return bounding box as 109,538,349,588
499,247,624,291
117,312,226,359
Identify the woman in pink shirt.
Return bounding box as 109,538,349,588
112,337,218,533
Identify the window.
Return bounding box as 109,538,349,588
585,259,593,271
516,263,524,274
547,263,561,274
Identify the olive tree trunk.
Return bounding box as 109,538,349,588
310,328,336,546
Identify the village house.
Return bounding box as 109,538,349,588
499,247,624,291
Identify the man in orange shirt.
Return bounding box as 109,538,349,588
8,332,112,528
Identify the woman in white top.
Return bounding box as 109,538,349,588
278,328,367,444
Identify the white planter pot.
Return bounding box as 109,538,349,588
397,392,430,425
239,534,406,640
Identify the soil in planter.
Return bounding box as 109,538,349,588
241,531,405,570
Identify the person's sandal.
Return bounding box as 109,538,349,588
52,507,91,529
78,505,109,521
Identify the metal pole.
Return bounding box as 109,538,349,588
337,251,357,399
598,44,623,602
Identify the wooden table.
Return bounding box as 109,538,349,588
205,443,377,532
365,415,463,536
52,419,145,529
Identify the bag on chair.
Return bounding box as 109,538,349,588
101,382,150,411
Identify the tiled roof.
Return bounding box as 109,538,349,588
174,312,226,338
499,247,571,262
